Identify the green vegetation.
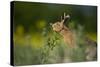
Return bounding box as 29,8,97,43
12,1,97,66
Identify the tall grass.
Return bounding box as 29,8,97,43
13,23,97,66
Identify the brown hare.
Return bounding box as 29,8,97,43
51,13,75,48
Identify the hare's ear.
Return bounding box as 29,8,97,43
64,12,70,20
61,13,70,24
61,12,67,24
64,12,66,19
65,14,70,19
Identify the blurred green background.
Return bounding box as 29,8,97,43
12,1,97,66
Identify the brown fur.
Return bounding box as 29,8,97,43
51,13,75,48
